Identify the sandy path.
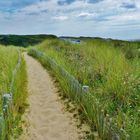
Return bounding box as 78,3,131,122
22,53,82,140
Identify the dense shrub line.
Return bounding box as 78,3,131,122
0,35,57,47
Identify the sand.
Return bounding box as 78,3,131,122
20,53,83,140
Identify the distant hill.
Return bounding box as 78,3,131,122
59,36,103,40
0,34,57,47
60,36,124,41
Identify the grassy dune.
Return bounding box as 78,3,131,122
0,45,27,139
29,38,140,139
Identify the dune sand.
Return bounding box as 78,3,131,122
20,53,84,140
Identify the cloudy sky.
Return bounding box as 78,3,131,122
0,0,140,40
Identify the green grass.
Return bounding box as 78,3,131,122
29,38,140,140
0,46,18,94
0,45,27,139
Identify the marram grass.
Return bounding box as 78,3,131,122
29,38,140,140
0,45,27,140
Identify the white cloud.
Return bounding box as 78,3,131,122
108,13,140,22
77,12,96,17
52,16,68,21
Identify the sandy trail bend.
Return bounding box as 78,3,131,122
22,53,82,140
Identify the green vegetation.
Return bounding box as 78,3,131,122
0,45,27,139
0,34,57,47
29,38,140,140
0,46,18,95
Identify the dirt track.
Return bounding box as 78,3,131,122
20,53,83,140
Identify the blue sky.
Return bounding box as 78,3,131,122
0,0,140,40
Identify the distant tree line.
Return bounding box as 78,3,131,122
0,34,57,47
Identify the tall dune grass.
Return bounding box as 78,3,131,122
29,39,140,139
0,45,27,139
0,46,18,94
